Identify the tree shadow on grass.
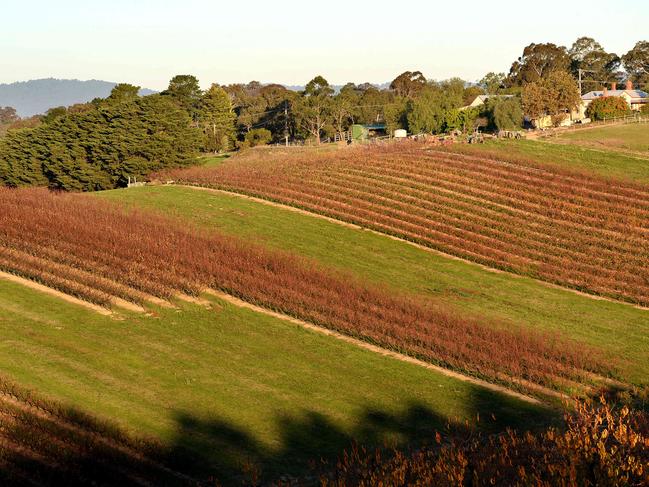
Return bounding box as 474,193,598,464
0,381,556,486
165,386,555,485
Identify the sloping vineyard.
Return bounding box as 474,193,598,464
0,188,608,394
166,145,649,307
0,378,193,486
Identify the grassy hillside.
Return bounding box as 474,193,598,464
555,124,649,154
97,186,649,386
0,278,547,482
447,137,649,183
163,146,649,308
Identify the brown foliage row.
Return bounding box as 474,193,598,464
163,144,649,306
319,398,649,487
0,188,607,392
2,372,648,486
0,377,193,486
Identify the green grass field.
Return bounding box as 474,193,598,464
97,186,649,386
556,123,649,154
5,137,649,483
450,136,649,184
196,154,230,168
0,278,547,482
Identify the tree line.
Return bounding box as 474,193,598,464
0,37,647,191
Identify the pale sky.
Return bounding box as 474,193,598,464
1,0,647,90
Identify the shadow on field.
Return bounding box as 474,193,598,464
0,383,555,486
164,387,553,485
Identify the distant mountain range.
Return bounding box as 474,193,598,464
0,78,393,118
0,79,156,118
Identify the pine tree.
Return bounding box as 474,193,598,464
200,85,236,153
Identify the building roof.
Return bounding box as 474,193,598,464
471,94,514,104
582,89,648,102
461,94,514,110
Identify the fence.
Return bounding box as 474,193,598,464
536,113,649,139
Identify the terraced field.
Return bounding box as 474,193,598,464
0,188,604,395
164,144,649,307
98,185,649,386
447,137,649,183
0,377,191,486
3,139,649,484
0,276,547,483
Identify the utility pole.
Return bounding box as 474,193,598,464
578,68,583,95
284,100,289,147
578,68,603,95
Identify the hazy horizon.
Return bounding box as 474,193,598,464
2,0,647,90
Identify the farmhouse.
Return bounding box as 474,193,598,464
581,80,649,112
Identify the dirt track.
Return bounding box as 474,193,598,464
0,271,113,316
204,289,546,405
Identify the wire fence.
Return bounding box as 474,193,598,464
536,113,649,139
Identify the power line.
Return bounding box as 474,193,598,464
232,106,285,117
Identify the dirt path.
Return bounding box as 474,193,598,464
0,271,113,316
178,185,648,311
0,264,548,403
204,289,545,405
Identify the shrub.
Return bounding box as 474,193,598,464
485,97,523,131
244,128,272,147
640,103,649,115
320,397,649,486
586,96,632,120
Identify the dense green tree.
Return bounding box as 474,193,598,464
457,106,481,132
109,83,140,102
569,37,605,63
355,86,392,125
406,83,462,134
622,41,649,86
237,95,268,133
383,96,409,134
0,94,201,191
259,85,296,143
200,84,236,153
163,75,203,122
294,76,333,144
331,91,356,138
225,82,295,143
41,106,68,124
480,72,506,94
507,43,570,86
522,70,580,125
569,37,621,92
487,97,523,131
390,71,426,98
